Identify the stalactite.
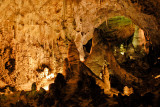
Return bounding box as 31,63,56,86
70,0,74,18
12,25,16,39
63,0,67,21
94,0,99,3
71,0,82,5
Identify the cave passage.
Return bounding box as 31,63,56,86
84,16,158,95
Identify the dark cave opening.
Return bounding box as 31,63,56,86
5,58,15,74
36,64,51,73
83,39,92,53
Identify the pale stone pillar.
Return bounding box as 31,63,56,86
74,32,85,61
102,64,111,93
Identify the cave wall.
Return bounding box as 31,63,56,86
0,0,160,90
0,0,69,90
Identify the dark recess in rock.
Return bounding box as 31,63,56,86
110,75,124,92
0,85,16,92
83,39,92,53
5,58,15,74
36,64,51,73
138,0,159,15
31,82,37,91
4,47,12,54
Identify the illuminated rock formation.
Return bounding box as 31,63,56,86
0,0,160,92
0,1,160,106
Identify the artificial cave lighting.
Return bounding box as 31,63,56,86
120,44,125,55
43,85,49,91
44,68,49,77
155,75,160,79
123,86,133,96
46,73,55,80
37,67,55,91
43,67,55,80
42,69,55,91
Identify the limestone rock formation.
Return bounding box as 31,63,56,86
85,28,141,87
0,0,160,92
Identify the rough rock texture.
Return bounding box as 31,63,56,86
85,29,141,87
65,41,110,94
97,16,135,45
0,0,160,90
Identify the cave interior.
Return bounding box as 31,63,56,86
0,0,160,107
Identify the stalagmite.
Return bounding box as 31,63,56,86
74,32,85,61
65,41,80,97
102,63,110,92
132,26,146,48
